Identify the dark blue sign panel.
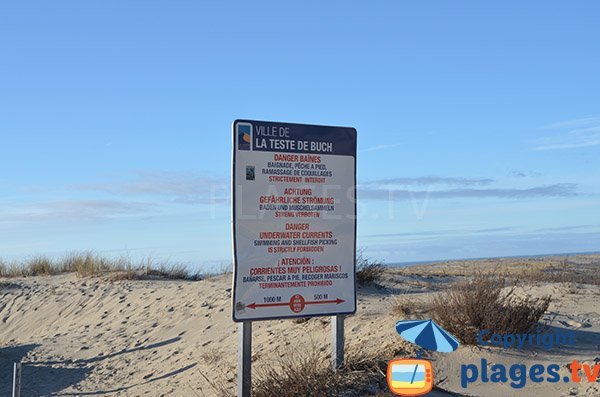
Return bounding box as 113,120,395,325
235,119,356,157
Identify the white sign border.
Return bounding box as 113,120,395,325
231,119,357,322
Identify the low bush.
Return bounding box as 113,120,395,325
252,344,390,397
356,252,385,286
390,296,425,318
431,272,551,344
198,342,412,397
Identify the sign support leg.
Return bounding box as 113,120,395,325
238,321,252,397
331,315,344,370
12,362,21,397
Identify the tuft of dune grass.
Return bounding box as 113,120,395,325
27,256,55,276
0,256,57,277
62,251,123,276
199,340,417,397
356,251,385,286
0,251,208,281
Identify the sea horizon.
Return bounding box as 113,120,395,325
386,250,600,268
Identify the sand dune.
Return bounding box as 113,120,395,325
1,255,599,396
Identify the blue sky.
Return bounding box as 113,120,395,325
1,1,599,269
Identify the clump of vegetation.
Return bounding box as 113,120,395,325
202,263,233,280
0,251,204,281
26,256,55,275
146,263,202,280
0,256,58,277
390,296,425,318
519,259,600,286
252,344,394,397
62,252,123,276
431,272,551,344
0,259,17,277
199,342,416,397
200,348,224,366
356,252,385,286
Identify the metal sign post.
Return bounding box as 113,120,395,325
332,315,344,370
12,362,22,397
237,322,252,397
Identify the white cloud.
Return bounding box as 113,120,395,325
361,143,404,153
359,183,578,201
361,176,494,187
0,200,155,224
541,117,600,130
534,117,600,151
74,171,229,205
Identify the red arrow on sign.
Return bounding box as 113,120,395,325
305,298,345,305
246,301,288,310
246,297,345,310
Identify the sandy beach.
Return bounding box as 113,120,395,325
1,254,599,396
3,1,599,395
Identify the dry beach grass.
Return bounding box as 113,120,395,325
0,251,205,280
431,272,551,344
0,253,599,396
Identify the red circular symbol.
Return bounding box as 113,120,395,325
289,294,305,313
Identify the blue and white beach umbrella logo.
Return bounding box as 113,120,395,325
395,319,460,353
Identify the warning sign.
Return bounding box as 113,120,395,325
232,120,357,321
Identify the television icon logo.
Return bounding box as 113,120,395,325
237,123,252,151
387,358,433,396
